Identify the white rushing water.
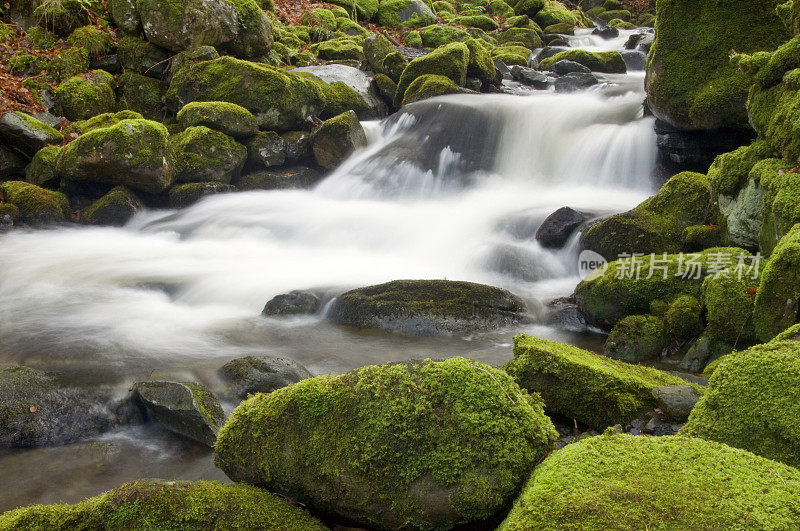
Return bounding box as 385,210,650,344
0,29,657,377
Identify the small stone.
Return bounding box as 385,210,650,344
262,290,321,316
510,65,550,89
651,385,702,422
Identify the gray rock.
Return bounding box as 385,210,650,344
652,385,702,422
237,165,323,190
91,54,121,74
546,304,588,333
0,111,64,157
510,65,550,89
169,182,236,208
311,110,367,170
118,37,170,78
494,60,512,78
0,144,27,178
551,59,592,76
719,178,763,249
621,50,647,72
592,26,619,39
293,64,387,119
281,131,311,162
81,186,143,226
625,31,654,53
132,381,225,446
218,356,313,399
246,131,286,169
536,207,586,248
554,72,599,93
262,290,321,316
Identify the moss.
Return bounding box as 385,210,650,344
596,8,630,21
9,52,47,75
505,334,699,429
401,74,461,105
117,71,165,121
326,0,379,21
682,340,800,467
0,479,326,529
116,35,170,76
607,18,635,29
645,0,788,130
574,247,752,329
663,294,704,340
168,182,236,208
64,110,144,135
488,0,513,17
513,0,544,18
381,51,408,82
337,17,370,37
533,2,578,27
301,8,338,30
543,22,574,34
404,30,423,47
176,101,258,138
67,25,113,55
81,186,143,226
495,27,542,49
753,224,800,341
53,69,115,121
168,126,247,184
25,145,63,188
433,0,456,15
215,357,557,529
681,224,722,251
315,38,365,61
707,140,773,198
0,181,70,224
417,24,471,47
603,314,667,363
465,37,495,84
25,26,57,50
395,41,469,107
500,432,800,530
702,266,758,344
539,49,625,73
376,0,437,28
46,46,90,82
372,73,397,105
452,15,499,31
491,45,530,66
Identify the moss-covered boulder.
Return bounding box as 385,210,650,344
316,38,364,62
177,102,259,138
81,186,143,226
217,356,313,400
327,0,379,22
500,432,800,529
236,165,322,190
64,111,144,135
645,0,787,130
0,479,326,529
215,357,558,529
25,145,62,188
59,119,173,194
452,15,499,31
401,74,461,105
310,110,366,169
0,181,70,225
117,71,166,121
418,24,471,48
534,2,579,27
132,381,225,447
376,0,437,28
330,279,529,335
0,365,122,447
168,126,247,184
492,45,531,67
754,224,800,341
116,36,170,78
246,130,286,168
168,182,235,208
53,70,116,121
505,335,697,429
664,294,704,340
0,111,63,156
603,314,667,363
496,27,543,50
395,42,469,107
682,339,800,467
539,49,625,73
702,266,758,345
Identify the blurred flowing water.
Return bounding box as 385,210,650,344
0,28,658,510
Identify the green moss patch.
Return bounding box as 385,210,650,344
539,49,625,73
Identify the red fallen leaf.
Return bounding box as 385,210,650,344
29,406,37,413
708,224,719,229
429,299,434,303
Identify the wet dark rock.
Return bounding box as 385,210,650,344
486,243,550,282
510,65,550,89
329,279,530,335
551,59,592,76
246,131,286,169
554,72,599,93
533,46,569,62
536,206,586,248
81,186,143,226
495,60,512,79
592,26,619,39
236,165,323,191
546,304,589,333
621,50,646,72
0,111,64,157
625,31,654,53
131,381,225,447
91,53,121,73
311,110,367,170
169,182,236,208
218,356,313,400
262,290,321,316
652,385,702,422
0,145,27,178
281,131,311,162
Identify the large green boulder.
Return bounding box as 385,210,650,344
329,279,529,335
176,101,258,138
53,70,116,121
376,0,437,28
603,314,667,363
117,71,166,121
81,186,143,226
504,335,698,429
215,357,558,529
0,479,326,529
500,432,800,529
418,24,471,47
326,0,379,22
310,110,367,169
533,2,579,27
682,339,800,467
645,0,787,130
394,42,469,107
754,224,800,341
0,181,70,225
24,145,62,188
58,119,174,194
64,111,144,135
539,49,625,73
402,74,461,105
168,126,247,183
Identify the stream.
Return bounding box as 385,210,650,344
0,29,658,511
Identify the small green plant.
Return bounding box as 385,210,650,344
25,26,57,49
67,25,113,55
0,23,17,43
459,5,486,15
9,52,47,75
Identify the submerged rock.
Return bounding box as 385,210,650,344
169,182,235,208
262,290,321,316
237,166,323,190
329,279,529,335
217,356,313,399
215,357,558,529
551,59,591,75
0,479,326,529
554,72,598,92
500,432,800,529
310,110,367,169
535,206,585,248
131,381,225,446
510,65,549,88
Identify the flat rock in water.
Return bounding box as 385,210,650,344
218,356,313,400
551,59,592,76
510,66,550,89
262,290,321,316
652,385,702,422
554,72,598,93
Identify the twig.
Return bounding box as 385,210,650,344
470,364,516,405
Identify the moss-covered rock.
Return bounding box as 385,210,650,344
64,111,144,135
376,0,437,28
116,36,170,78
0,479,326,529
310,110,366,169
301,8,338,30
0,111,63,156
315,37,365,62
603,314,667,363
53,70,116,121
395,42,469,107
81,186,143,226
492,45,531,66
645,0,788,130
0,181,70,225
417,24,471,47
176,101,258,138
236,165,322,190
664,294,704,340
539,49,625,73
67,25,113,56
168,126,247,184
489,0,514,17
401,74,461,105
168,182,235,208
496,27,543,49
682,339,800,467
117,71,166,121
754,224,800,341
513,0,544,18
453,15,500,31
500,432,800,529
246,130,286,168
702,266,758,344
533,2,579,27
505,335,697,429
46,46,90,82
544,22,574,34
574,247,751,329
58,119,173,194
326,0,379,22
25,145,62,188
215,357,558,529
330,279,528,335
